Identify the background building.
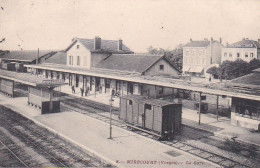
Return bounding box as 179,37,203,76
182,38,224,77
221,38,260,63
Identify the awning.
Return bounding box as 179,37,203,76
182,66,191,72
189,66,196,72
194,66,204,73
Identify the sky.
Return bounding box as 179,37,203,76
0,0,259,52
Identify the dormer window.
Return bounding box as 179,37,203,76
77,45,80,49
159,65,164,71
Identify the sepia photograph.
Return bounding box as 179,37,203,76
0,0,259,167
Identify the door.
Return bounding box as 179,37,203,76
76,75,79,87
128,83,134,95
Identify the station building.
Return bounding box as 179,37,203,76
25,37,182,98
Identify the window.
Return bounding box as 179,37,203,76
145,104,152,110
159,65,164,70
77,45,80,49
229,53,232,57
128,100,133,105
77,56,80,66
69,56,73,65
250,53,254,57
237,53,240,58
245,52,248,58
202,58,205,64
187,58,190,64
186,51,190,56
224,53,227,57
183,57,187,64
196,57,200,64
158,86,163,94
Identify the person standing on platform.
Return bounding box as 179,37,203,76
85,86,89,96
99,85,102,94
72,85,75,94
112,88,115,97
80,87,84,97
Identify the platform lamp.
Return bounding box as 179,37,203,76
108,95,114,139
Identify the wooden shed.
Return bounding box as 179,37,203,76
119,95,182,139
28,86,61,114
0,78,14,97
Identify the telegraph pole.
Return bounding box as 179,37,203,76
216,95,219,120
199,92,201,125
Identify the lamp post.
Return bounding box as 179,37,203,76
108,95,114,139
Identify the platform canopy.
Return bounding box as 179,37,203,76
0,69,65,88
25,64,260,101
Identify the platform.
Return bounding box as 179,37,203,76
0,94,218,168
60,85,260,147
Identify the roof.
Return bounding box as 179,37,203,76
0,50,54,62
253,68,260,72
25,63,260,101
120,95,181,106
44,51,66,65
230,72,260,86
183,40,210,48
0,69,65,87
66,38,133,54
94,54,166,73
227,39,260,48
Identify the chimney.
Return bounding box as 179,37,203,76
258,39,260,43
118,39,123,51
94,36,101,50
219,37,222,44
245,38,249,40
211,37,213,42
190,38,192,42
242,38,245,41
204,38,208,41
226,42,229,46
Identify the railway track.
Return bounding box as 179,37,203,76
0,139,29,167
61,96,260,168
0,106,112,167
9,87,260,167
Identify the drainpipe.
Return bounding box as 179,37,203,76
210,38,213,64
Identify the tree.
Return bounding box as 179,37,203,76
206,66,218,78
249,58,260,71
218,60,251,80
147,46,165,55
147,45,183,69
